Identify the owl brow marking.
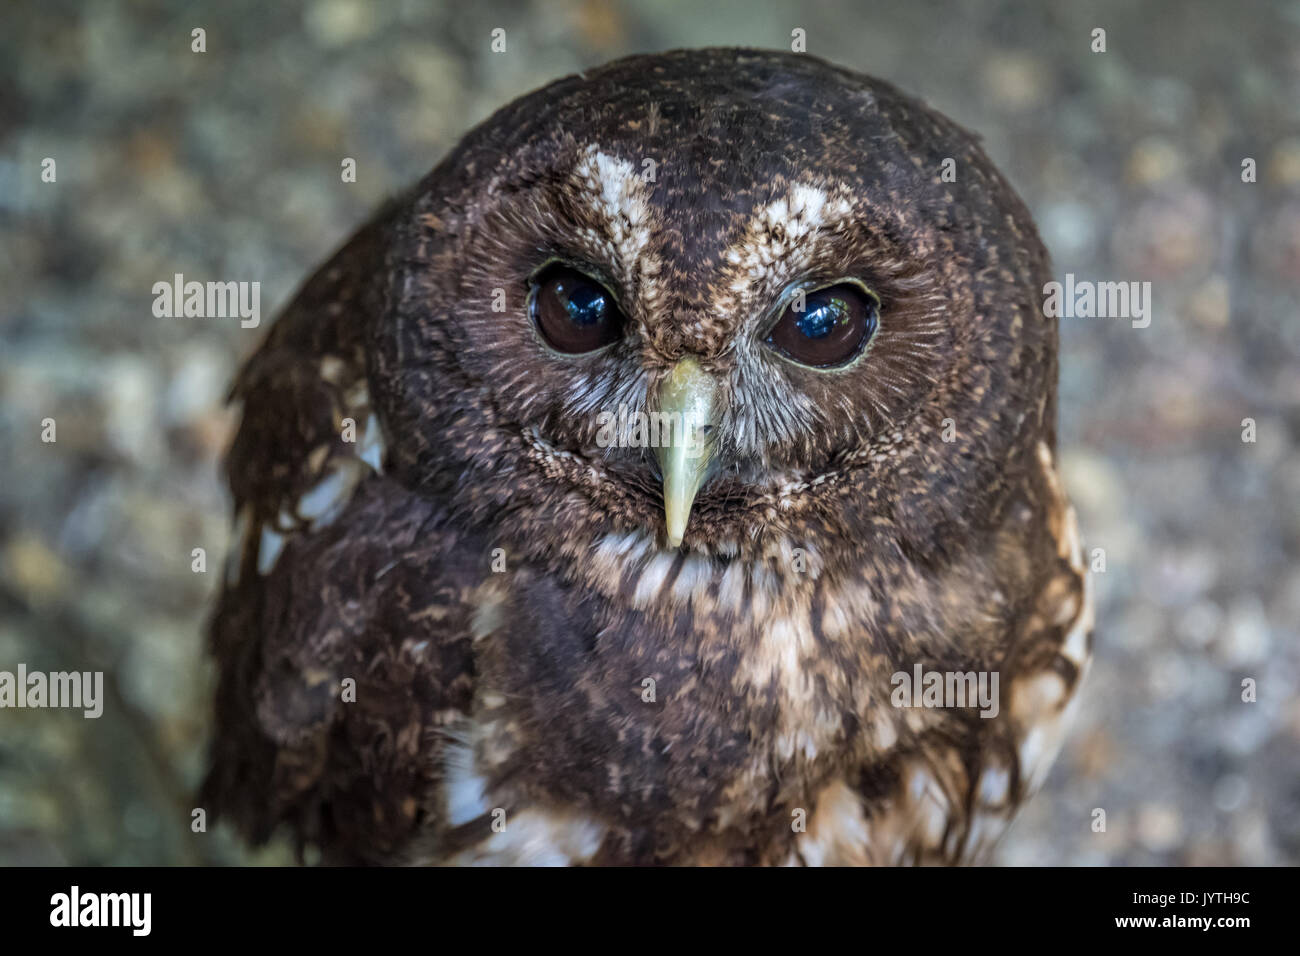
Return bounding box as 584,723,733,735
721,182,856,297
569,146,662,310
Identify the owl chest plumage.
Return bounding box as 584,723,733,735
208,400,1090,865
427,450,1091,866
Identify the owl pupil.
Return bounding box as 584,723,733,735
531,265,626,354
562,282,609,326
763,281,878,368
796,296,848,339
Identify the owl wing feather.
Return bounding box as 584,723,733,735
202,212,479,864
878,442,1093,865
799,442,1093,866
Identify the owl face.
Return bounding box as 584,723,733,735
371,49,1052,564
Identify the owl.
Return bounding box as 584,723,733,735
203,48,1092,865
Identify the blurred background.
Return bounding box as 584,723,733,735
1,0,1297,865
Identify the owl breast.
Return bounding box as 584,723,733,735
426,440,1090,865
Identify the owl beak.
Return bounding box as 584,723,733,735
655,357,719,548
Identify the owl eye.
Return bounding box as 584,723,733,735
530,265,625,354
763,282,879,368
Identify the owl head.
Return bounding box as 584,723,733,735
367,48,1054,571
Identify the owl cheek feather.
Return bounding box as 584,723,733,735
654,356,721,548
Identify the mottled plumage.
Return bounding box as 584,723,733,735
203,48,1092,865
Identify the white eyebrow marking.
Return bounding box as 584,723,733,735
570,147,663,309
708,180,856,342
724,182,855,284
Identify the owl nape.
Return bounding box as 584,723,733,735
204,48,1092,866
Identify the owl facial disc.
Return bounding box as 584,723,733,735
655,356,719,548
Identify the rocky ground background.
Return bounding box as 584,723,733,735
1,0,1297,865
